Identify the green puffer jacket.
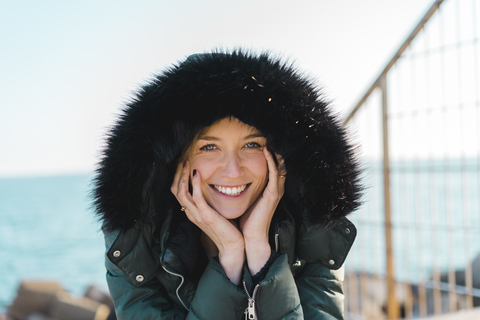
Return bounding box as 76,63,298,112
93,51,363,320
104,197,356,320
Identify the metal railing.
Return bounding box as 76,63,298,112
342,0,480,318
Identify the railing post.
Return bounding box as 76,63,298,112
379,73,399,319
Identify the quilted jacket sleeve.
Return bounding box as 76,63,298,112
244,254,348,320
106,256,250,320
246,217,355,320
104,230,248,320
243,253,304,320
295,218,357,320
295,262,346,319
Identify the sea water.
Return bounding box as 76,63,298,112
0,174,107,311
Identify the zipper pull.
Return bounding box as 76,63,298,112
246,298,256,319
243,281,259,320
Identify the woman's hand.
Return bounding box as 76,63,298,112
239,147,286,275
171,160,245,285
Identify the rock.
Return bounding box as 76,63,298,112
49,292,110,320
83,286,113,307
7,281,66,320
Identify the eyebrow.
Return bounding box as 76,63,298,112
198,133,265,141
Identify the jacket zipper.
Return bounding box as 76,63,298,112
243,282,260,320
241,229,279,319
162,265,188,311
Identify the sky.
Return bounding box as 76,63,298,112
0,0,434,178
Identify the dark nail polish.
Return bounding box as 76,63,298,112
193,169,197,177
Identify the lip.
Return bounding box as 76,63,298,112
209,183,251,198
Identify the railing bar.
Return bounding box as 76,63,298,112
456,0,475,310
429,132,442,315
352,220,480,233
424,11,442,314
390,163,480,173
388,100,480,119
395,58,414,319
445,96,457,313
366,96,383,320
473,4,480,289
401,37,480,59
367,163,480,173
397,115,409,317
404,43,418,316
444,4,458,308
380,72,399,319
423,280,480,298
413,28,428,317
438,4,458,310
473,7,480,312
360,165,369,319
343,0,446,125
474,0,480,108
352,275,480,298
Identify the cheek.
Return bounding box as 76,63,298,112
189,156,215,178
247,155,268,182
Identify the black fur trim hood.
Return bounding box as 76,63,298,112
93,50,362,233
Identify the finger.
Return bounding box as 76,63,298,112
170,161,184,195
263,147,279,199
190,169,214,218
275,153,287,176
275,154,286,197
177,160,194,207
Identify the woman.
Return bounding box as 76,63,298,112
93,50,362,319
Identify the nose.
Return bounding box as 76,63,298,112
221,152,242,179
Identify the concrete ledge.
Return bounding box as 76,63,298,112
49,292,110,320
8,281,66,319
7,281,113,320
410,307,480,320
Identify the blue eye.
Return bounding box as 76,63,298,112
245,142,261,148
200,144,217,151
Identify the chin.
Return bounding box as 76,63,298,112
214,206,246,220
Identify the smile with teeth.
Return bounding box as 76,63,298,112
213,184,247,196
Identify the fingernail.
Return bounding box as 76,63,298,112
193,169,197,177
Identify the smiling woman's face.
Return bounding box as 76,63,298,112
186,117,268,220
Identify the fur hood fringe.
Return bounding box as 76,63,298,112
93,50,362,233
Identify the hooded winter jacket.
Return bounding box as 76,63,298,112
94,50,362,320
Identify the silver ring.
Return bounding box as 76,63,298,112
182,180,187,183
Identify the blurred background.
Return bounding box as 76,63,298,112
1,0,478,319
